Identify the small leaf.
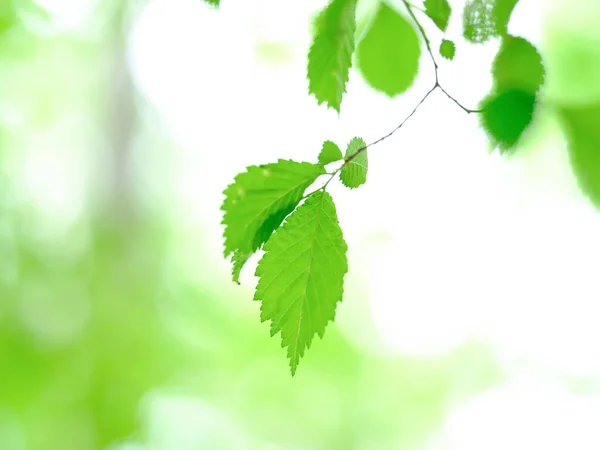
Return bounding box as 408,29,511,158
221,160,325,281
440,39,456,60
356,2,421,97
492,35,544,94
255,191,348,375
307,0,357,112
202,0,220,7
340,137,368,188
559,104,600,209
424,0,452,32
479,89,535,152
318,140,343,165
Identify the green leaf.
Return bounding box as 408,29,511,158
559,104,600,209
318,140,343,166
255,191,348,375
463,0,495,44
307,0,357,112
462,0,519,43
231,251,250,285
221,160,325,281
424,0,452,32
340,137,368,188
493,0,519,36
479,89,535,152
202,0,220,7
356,2,421,97
440,39,456,60
492,35,544,94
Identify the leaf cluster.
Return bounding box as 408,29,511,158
212,0,600,374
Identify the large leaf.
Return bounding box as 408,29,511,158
307,0,357,112
340,137,368,188
479,89,535,152
356,2,421,97
424,0,451,32
221,160,325,281
559,104,600,209
254,191,348,375
492,35,544,94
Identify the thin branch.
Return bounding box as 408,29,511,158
401,0,438,83
318,85,437,191
401,0,480,114
438,85,483,114
311,0,484,196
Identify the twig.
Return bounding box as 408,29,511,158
312,0,483,196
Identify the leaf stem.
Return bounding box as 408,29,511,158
318,0,483,193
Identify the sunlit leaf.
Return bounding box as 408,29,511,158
255,191,348,375
222,160,325,281
318,140,343,165
424,0,452,32
440,39,456,60
463,0,519,43
356,2,421,97
340,137,368,188
202,0,220,7
559,104,600,209
307,0,357,112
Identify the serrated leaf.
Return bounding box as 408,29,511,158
221,160,325,281
307,0,357,112
254,191,348,375
559,104,600,209
340,137,368,188
492,35,544,94
440,39,456,60
424,0,451,32
231,251,250,285
479,89,535,152
356,2,421,97
318,140,343,165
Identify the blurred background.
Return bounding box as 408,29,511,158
1,0,600,448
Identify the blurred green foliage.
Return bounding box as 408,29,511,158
0,0,598,448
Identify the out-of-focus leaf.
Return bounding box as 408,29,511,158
424,0,452,32
559,104,600,209
492,35,544,94
440,39,456,60
480,89,535,152
307,0,357,112
356,2,421,97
